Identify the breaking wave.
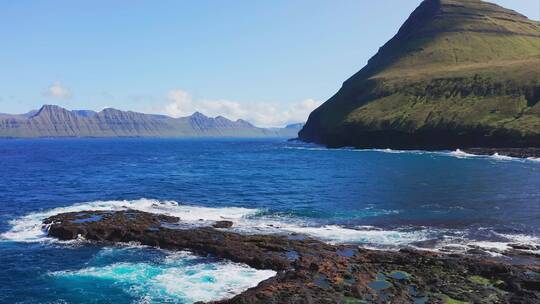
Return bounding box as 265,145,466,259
0,199,426,247
447,149,539,163
50,248,275,303
286,144,540,164
3,199,538,258
0,199,257,243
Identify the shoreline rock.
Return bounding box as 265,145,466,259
463,147,540,159
292,138,540,159
43,210,540,303
212,220,234,228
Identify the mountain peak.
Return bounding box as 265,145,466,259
34,104,70,117
347,0,540,82
191,111,208,119
39,104,64,111
235,119,254,127
300,0,540,149
215,115,230,121
100,107,123,113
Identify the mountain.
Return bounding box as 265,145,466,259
0,110,37,119
0,105,302,138
299,0,540,149
285,123,305,130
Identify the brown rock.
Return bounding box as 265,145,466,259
212,221,233,228
43,210,540,304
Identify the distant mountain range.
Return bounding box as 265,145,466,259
0,105,303,138
300,0,540,149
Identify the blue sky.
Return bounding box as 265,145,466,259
1,0,538,126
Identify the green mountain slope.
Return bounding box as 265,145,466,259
299,0,540,149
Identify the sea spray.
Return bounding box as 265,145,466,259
50,247,276,303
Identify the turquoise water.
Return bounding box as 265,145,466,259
0,138,539,303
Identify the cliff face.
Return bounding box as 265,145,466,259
299,0,540,149
0,105,301,138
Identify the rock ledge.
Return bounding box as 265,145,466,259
44,210,540,303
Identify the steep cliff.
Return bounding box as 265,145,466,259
299,0,540,149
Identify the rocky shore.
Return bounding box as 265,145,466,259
462,148,540,159
43,210,540,303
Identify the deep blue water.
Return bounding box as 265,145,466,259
1,138,539,303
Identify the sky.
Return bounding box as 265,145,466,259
0,0,538,127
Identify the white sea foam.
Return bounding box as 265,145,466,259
278,225,430,245
0,199,259,243
213,213,430,246
371,148,426,154
284,146,334,151
491,233,540,254
495,232,540,244
442,149,540,163
490,153,515,161
425,230,540,257
448,149,478,158
287,145,540,164
467,241,511,252
50,249,276,303
3,198,537,257
1,199,431,247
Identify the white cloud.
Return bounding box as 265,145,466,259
165,90,194,117
44,82,72,99
159,89,321,127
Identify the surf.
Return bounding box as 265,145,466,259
4,198,539,259
49,247,276,303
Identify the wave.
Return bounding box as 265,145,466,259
490,153,515,161
286,144,540,164
285,145,428,155
379,148,540,163
0,199,258,243
447,149,478,158
0,199,428,247
490,232,540,255
415,230,540,258
284,145,354,152
280,225,431,246
3,199,538,258
50,248,275,303
447,150,540,163
370,148,431,155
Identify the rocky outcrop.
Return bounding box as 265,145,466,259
299,0,540,149
212,220,234,228
463,147,540,158
0,105,302,138
44,210,540,303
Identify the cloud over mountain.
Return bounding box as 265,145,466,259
43,82,72,99
161,89,320,127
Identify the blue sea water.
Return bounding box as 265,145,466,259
1,138,539,303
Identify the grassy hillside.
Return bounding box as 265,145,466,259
300,0,540,149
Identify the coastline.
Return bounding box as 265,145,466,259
291,138,540,159
44,210,540,304
3,139,539,303
462,148,540,159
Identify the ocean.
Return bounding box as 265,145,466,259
1,138,539,303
